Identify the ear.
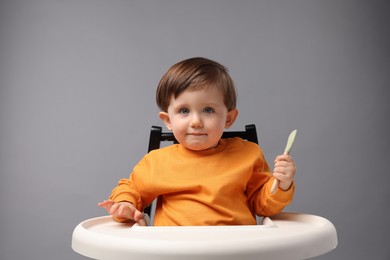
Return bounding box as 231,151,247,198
159,112,173,130
225,109,238,129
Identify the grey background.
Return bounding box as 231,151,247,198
1,0,389,259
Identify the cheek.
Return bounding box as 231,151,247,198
170,118,186,131
212,115,228,128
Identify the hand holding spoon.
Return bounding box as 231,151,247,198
270,129,297,195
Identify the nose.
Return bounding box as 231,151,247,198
189,113,202,128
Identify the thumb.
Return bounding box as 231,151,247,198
134,210,147,226
133,210,144,221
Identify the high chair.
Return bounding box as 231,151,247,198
72,125,337,260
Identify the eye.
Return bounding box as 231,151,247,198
203,107,215,113
179,107,190,114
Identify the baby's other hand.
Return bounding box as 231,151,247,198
273,154,296,190
98,200,147,226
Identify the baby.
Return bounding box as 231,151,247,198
99,57,296,226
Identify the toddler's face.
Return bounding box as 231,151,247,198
159,87,237,151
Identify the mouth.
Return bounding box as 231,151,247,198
187,133,207,136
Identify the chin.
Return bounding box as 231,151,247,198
184,143,211,151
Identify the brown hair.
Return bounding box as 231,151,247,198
156,57,237,112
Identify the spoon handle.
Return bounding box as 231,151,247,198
270,130,297,195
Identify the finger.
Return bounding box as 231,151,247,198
98,200,107,207
275,154,292,162
274,162,295,173
137,217,147,226
274,161,291,169
102,199,115,205
117,204,138,220
274,167,295,177
133,211,147,226
274,161,289,168
109,203,121,215
274,164,291,173
273,172,292,182
116,204,129,218
98,200,115,211
133,210,144,222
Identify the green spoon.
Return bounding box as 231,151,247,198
270,129,297,195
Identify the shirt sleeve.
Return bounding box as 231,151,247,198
109,175,143,209
256,178,295,216
109,154,156,212
246,148,295,217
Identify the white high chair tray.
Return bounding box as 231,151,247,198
72,212,337,260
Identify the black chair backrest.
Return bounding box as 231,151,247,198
143,124,259,217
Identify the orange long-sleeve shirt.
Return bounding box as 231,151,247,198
109,137,294,225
